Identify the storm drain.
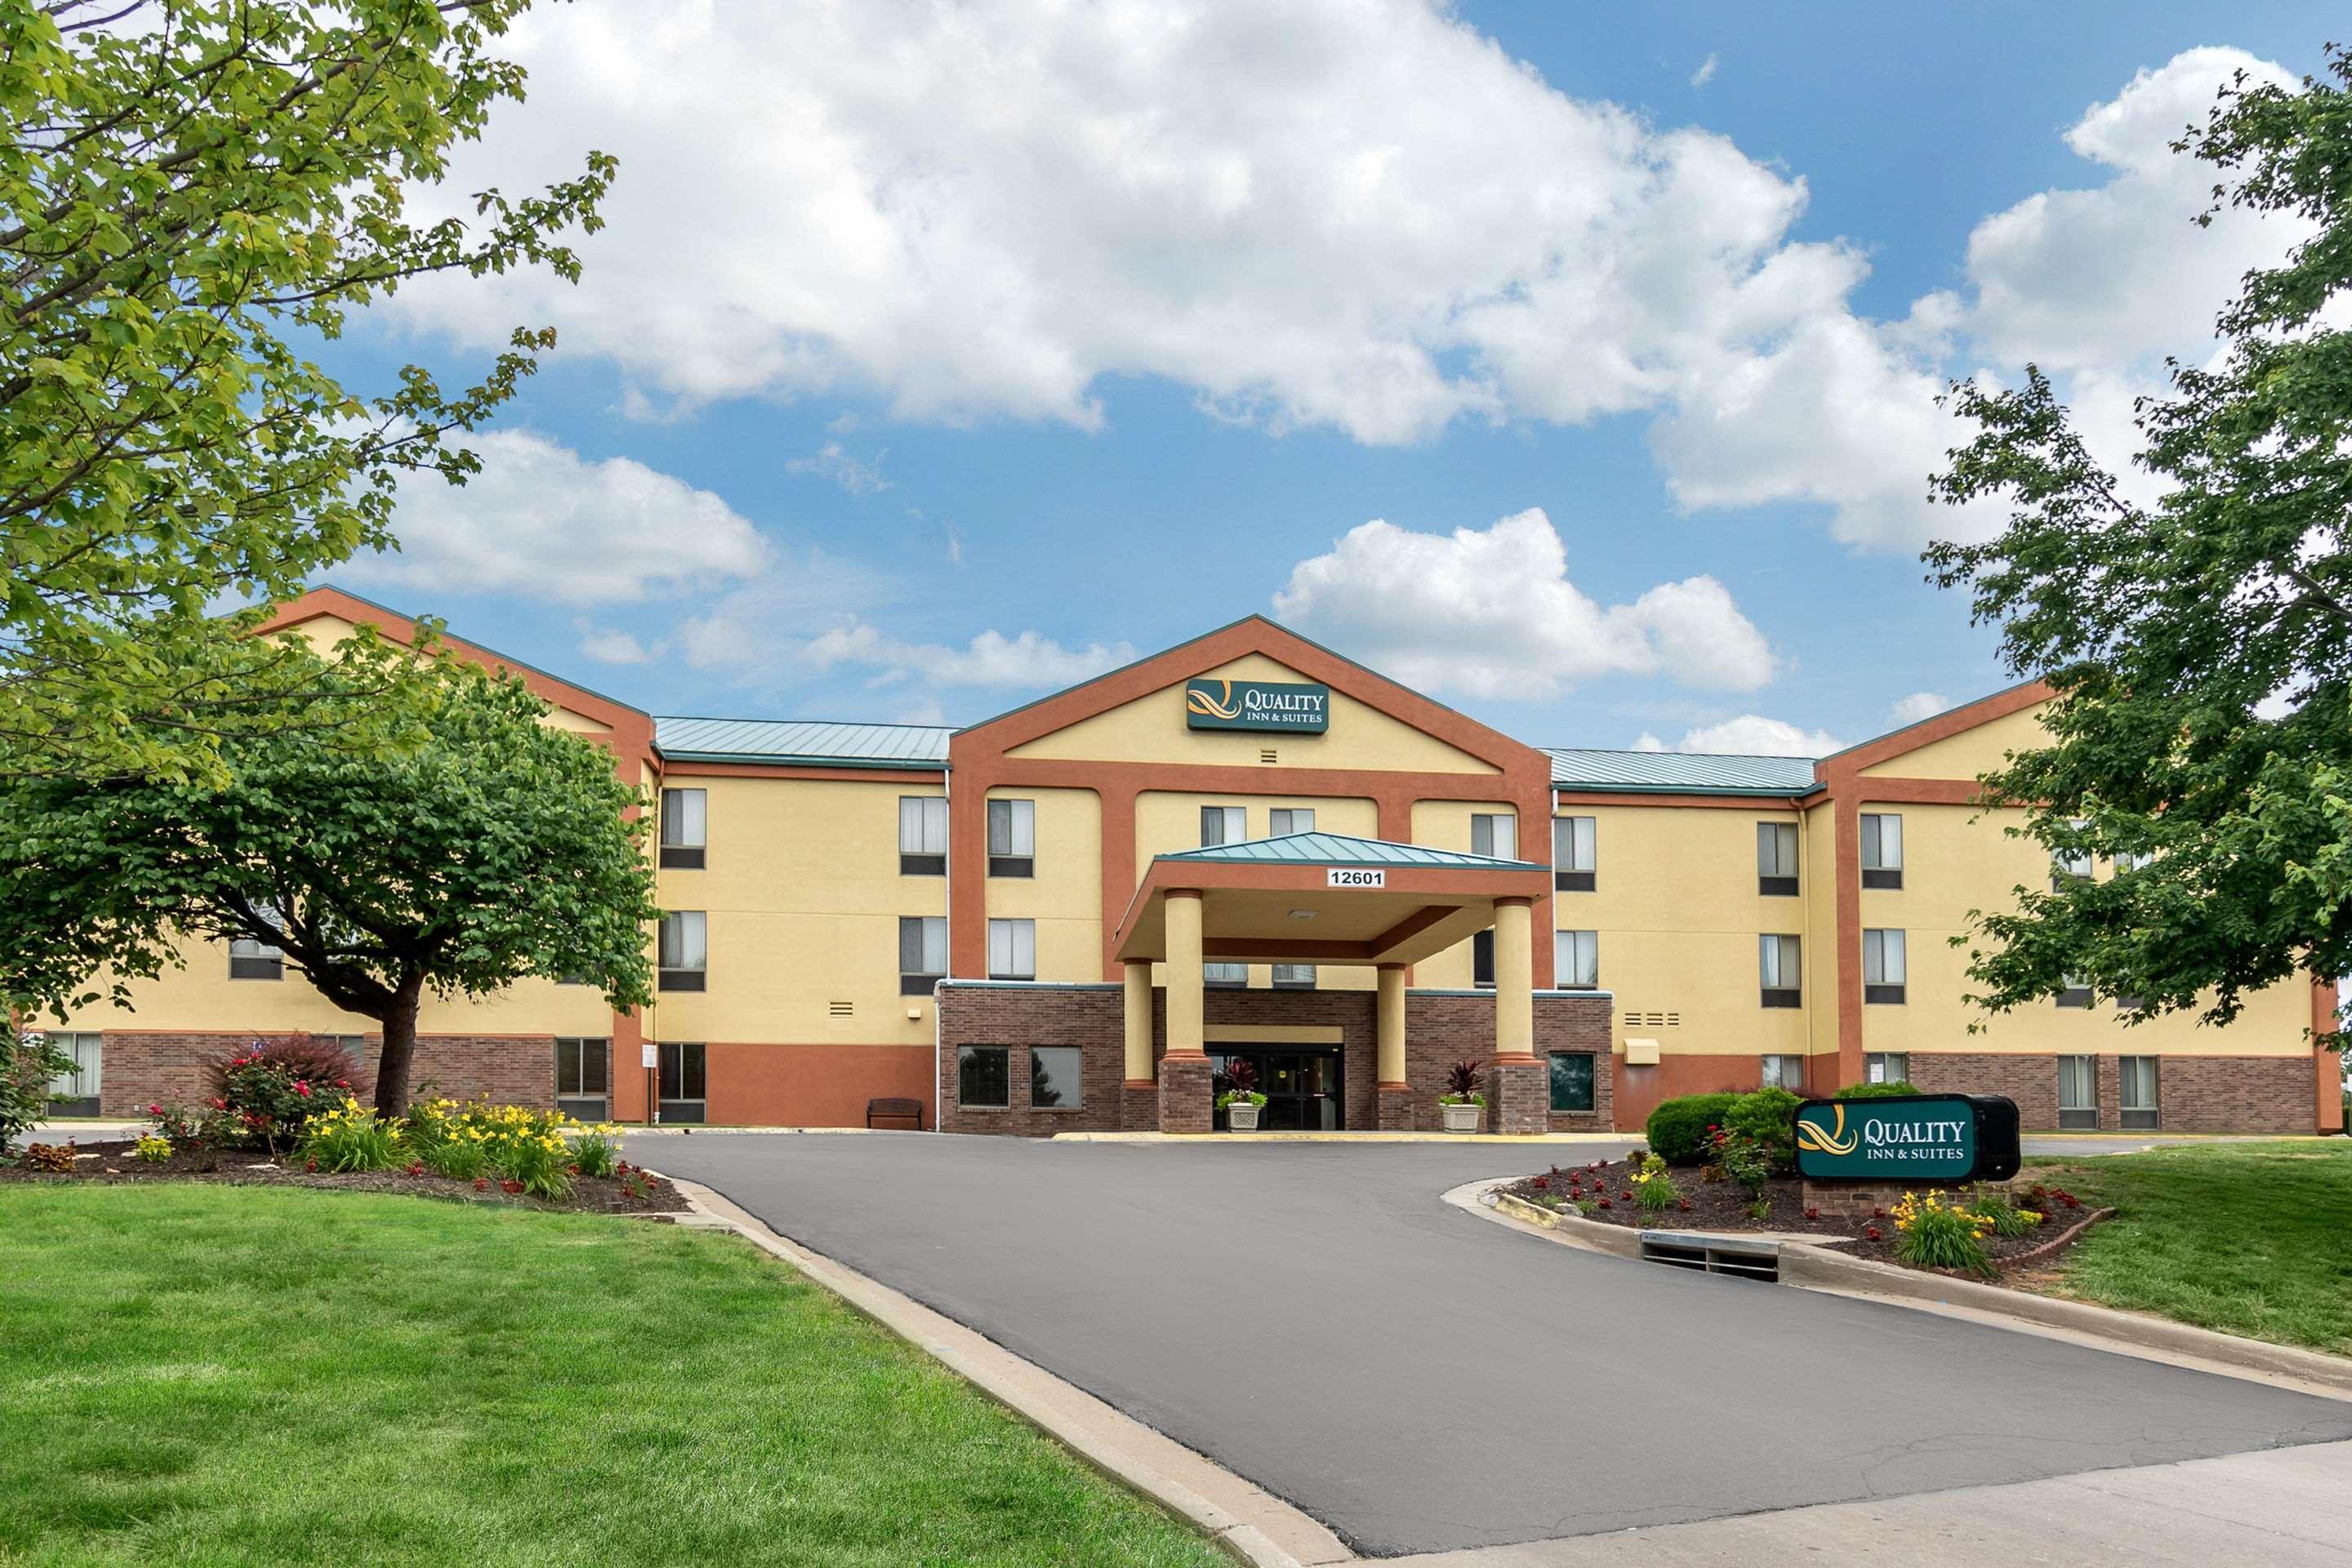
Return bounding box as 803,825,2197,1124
1637,1231,1780,1282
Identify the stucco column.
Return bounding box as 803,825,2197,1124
1122,960,1155,1085
1493,898,1535,1060
1164,889,1205,1060
1376,963,1412,1131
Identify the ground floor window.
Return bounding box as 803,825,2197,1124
959,1045,1009,1108
1864,1051,1909,1085
1030,1046,1082,1108
1759,1054,1805,1091
2057,1054,2098,1129
659,1041,706,1124
324,1035,368,1076
555,1037,609,1121
2119,1055,2158,1130
1472,929,1494,988
1548,1052,1595,1112
43,1031,102,1116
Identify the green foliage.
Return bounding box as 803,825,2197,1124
1214,1089,1267,1109
134,1134,174,1165
297,1098,407,1174
208,1043,349,1155
1708,1126,1777,1198
1,1027,74,1156
1968,1192,2043,1238
568,1126,622,1181
1835,1080,1922,1099
1645,1093,1742,1165
1891,1191,1996,1279
1924,49,2352,1027
1628,1154,1680,1213
20,1143,75,1174
0,659,661,1115
0,0,609,785
1722,1086,1801,1174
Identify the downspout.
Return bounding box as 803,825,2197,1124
937,755,950,1129
1794,794,1817,1084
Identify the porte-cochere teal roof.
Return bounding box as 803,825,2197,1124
1154,831,1543,873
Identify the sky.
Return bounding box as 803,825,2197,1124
316,1,2340,756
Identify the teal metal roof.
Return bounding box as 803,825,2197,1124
654,715,952,768
1545,748,1820,796
1155,831,1543,872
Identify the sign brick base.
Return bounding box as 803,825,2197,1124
1802,1178,1904,1222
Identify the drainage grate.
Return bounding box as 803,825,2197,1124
1637,1230,1780,1282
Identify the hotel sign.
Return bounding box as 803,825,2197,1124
1793,1094,2020,1183
1184,678,1330,733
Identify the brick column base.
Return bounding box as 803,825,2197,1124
1490,1057,1547,1135
1121,1080,1158,1133
1802,1179,1904,1223
1377,1084,1414,1131
1157,1057,1213,1134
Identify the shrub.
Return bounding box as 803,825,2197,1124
20,1142,75,1173
496,1128,574,1201
1629,1154,1680,1214
422,1132,490,1182
206,1039,357,1155
1645,1094,1741,1164
1722,1087,1802,1174
1709,1126,1777,1196
1440,1060,1486,1107
569,1125,623,1180
1968,1192,2042,1238
298,1098,407,1173
134,1134,173,1165
2,1029,74,1157
1891,1190,1995,1278
1835,1080,1922,1099
145,1102,203,1142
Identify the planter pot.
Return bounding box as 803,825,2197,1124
1226,1102,1261,1132
1441,1102,1483,1134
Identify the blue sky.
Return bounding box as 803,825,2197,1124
320,2,2337,755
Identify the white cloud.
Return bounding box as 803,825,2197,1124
794,618,1135,688
1272,507,1774,699
1690,53,1719,88
1888,691,1950,725
573,621,657,665
787,441,892,497
347,429,769,606
1634,715,1846,756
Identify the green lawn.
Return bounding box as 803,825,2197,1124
2021,1139,2352,1355
0,1187,1228,1568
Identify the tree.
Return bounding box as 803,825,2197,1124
1,0,611,784
1925,46,2352,1040
0,651,659,1115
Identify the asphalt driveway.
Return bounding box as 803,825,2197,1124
630,1134,2352,1557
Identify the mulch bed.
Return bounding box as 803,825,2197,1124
1,1138,691,1216
1501,1156,2100,1274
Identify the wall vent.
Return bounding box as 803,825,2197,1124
1259,748,1279,764
1623,1011,1682,1029
828,1001,854,1017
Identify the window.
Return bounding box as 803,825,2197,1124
2119,1056,2158,1130
1553,815,1596,892
1760,1054,1806,1091
987,918,1036,980
1757,822,1799,896
2056,973,2094,1008
1200,805,1246,846
1759,934,1802,1007
1864,1051,1909,1085
1204,961,1248,987
2114,849,2154,874
1861,813,1904,889
228,906,284,981
42,1031,102,1115
659,788,706,869
899,915,947,996
1863,929,1906,1004
1030,1046,1083,1108
959,1045,1009,1108
659,1040,706,1123
1472,929,1495,988
1548,1052,1596,1112
987,798,1036,877
1555,929,1598,989
1471,812,1517,860
2057,1054,2098,1129
325,1036,368,1074
555,1037,610,1120
658,911,707,991
899,795,948,875
1269,807,1316,836
2051,821,2093,890
1272,963,1316,989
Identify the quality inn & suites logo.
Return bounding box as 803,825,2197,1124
1183,677,1330,733
1793,1095,1979,1181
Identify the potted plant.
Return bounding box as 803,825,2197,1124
1213,1058,1265,1131
1439,1059,1486,1133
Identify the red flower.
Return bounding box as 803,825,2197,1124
148,1103,162,1116
1803,1206,1820,1221
1865,1226,1882,1241
474,1176,489,1192
337,1080,350,1089
1678,1199,1692,1211
1597,1197,1613,1209
406,1161,424,1177
294,1080,310,1098
1871,1206,1885,1218
500,1178,523,1194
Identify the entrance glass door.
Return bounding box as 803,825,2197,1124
1213,1049,1343,1130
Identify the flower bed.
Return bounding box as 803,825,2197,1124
1501,1156,2098,1276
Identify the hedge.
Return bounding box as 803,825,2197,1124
1645,1093,1743,1164
1833,1080,1922,1099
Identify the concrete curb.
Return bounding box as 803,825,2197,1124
1455,1181,2352,1401
1054,1131,1631,1145
648,1172,1353,1568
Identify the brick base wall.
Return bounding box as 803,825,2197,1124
1904,1050,2318,1134
936,982,1615,1135
82,1031,554,1116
